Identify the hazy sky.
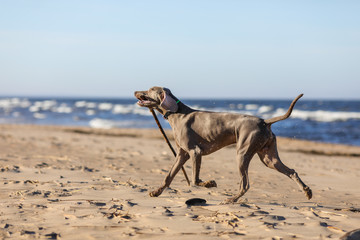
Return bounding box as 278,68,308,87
0,1,359,99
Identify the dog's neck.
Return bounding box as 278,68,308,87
158,101,194,123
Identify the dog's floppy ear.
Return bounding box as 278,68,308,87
160,88,178,112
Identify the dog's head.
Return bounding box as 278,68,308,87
134,86,179,113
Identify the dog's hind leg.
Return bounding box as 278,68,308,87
258,137,312,200
222,144,255,204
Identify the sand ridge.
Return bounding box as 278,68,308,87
0,124,360,239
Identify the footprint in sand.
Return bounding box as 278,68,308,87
24,180,39,184
89,201,107,207
162,207,174,217
125,200,138,207
260,215,286,221
0,165,20,173
109,204,123,211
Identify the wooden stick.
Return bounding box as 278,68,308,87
149,108,190,186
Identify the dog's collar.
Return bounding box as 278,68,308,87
163,100,180,120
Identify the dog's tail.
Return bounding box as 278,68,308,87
264,94,303,125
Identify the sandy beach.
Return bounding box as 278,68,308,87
0,124,360,239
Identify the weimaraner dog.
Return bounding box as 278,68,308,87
135,87,312,204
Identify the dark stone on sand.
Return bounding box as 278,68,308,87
185,198,206,206
45,232,61,239
341,228,360,240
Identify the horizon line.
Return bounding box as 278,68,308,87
0,94,359,101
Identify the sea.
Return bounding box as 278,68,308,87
1,97,360,146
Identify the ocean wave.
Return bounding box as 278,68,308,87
89,118,150,129
89,118,116,129
0,96,359,145
3,97,358,124
86,110,96,116
183,105,360,123
53,104,73,114
74,101,87,108
132,105,152,116
112,104,135,114
0,98,31,110
258,105,273,114
75,101,97,109
263,108,360,122
85,102,97,108
98,103,113,111
291,109,360,122
245,104,259,110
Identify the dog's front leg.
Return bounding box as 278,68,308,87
189,147,202,185
189,147,217,188
149,149,189,197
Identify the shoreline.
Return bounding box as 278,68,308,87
0,124,359,239
3,123,360,155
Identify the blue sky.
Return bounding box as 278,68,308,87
0,1,359,99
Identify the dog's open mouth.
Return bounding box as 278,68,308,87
136,95,156,107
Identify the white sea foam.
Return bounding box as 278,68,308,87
75,101,87,108
98,103,113,111
229,104,236,109
291,109,360,122
29,100,57,112
33,113,46,119
86,102,97,108
89,118,115,129
41,100,57,110
74,101,97,109
258,105,273,114
29,105,40,112
237,104,244,109
112,103,151,116
89,118,142,129
112,104,133,114
53,104,72,114
264,108,360,122
0,98,31,110
86,110,96,116
245,104,259,110
188,104,360,123
133,105,152,116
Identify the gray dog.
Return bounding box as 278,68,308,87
135,87,312,204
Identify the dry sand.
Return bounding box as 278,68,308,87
0,124,360,239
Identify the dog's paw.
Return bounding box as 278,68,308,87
304,186,312,200
149,189,162,197
220,198,237,205
220,194,242,205
198,180,217,188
